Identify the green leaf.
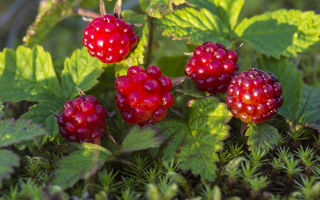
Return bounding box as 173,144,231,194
0,46,63,102
0,46,64,134
52,143,113,189
213,0,244,30
235,9,320,58
234,18,297,58
0,149,19,184
0,119,47,147
258,56,303,122
61,48,104,99
0,46,104,136
186,0,218,15
187,0,244,30
120,125,163,152
140,0,185,18
298,85,320,131
155,7,230,45
156,97,231,181
246,123,280,151
23,0,81,47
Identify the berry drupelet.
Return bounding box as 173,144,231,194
185,41,239,94
58,95,107,143
226,68,283,123
115,65,174,125
83,14,138,63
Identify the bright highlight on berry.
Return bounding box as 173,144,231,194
185,41,239,94
82,14,138,63
226,68,283,123
58,95,107,143
115,65,174,125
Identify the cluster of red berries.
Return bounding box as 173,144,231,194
226,68,283,123
58,95,107,143
58,11,284,143
115,66,174,125
185,41,239,94
83,14,138,63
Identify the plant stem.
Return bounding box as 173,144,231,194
114,0,122,18
75,8,101,18
145,17,154,66
240,122,248,136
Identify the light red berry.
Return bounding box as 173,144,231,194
185,41,239,94
83,15,138,63
115,66,174,125
226,68,283,123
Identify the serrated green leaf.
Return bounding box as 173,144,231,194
0,46,63,102
298,85,320,131
155,7,230,45
140,0,185,18
120,125,162,152
156,97,231,181
258,56,303,122
61,48,104,99
214,0,244,30
23,0,81,47
0,46,103,136
234,18,297,58
186,0,218,15
52,143,113,189
246,123,280,151
187,0,244,31
0,46,64,135
0,119,47,147
235,9,320,58
0,149,19,184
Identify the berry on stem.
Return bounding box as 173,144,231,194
83,14,138,63
185,41,239,94
226,68,283,123
57,95,107,143
115,65,174,125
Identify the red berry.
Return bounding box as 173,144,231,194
57,95,106,143
226,68,283,123
185,42,239,93
115,65,174,125
83,15,138,63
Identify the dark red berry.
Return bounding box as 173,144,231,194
115,65,174,125
57,95,106,143
185,41,239,94
226,68,283,123
83,15,138,63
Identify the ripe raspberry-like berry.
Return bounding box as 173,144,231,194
185,41,239,94
115,65,174,125
83,14,138,63
57,95,107,143
226,68,283,123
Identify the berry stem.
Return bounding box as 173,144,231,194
145,17,154,66
51,111,58,119
75,8,101,18
99,0,107,16
172,76,187,87
76,87,86,97
240,122,248,136
113,0,122,18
